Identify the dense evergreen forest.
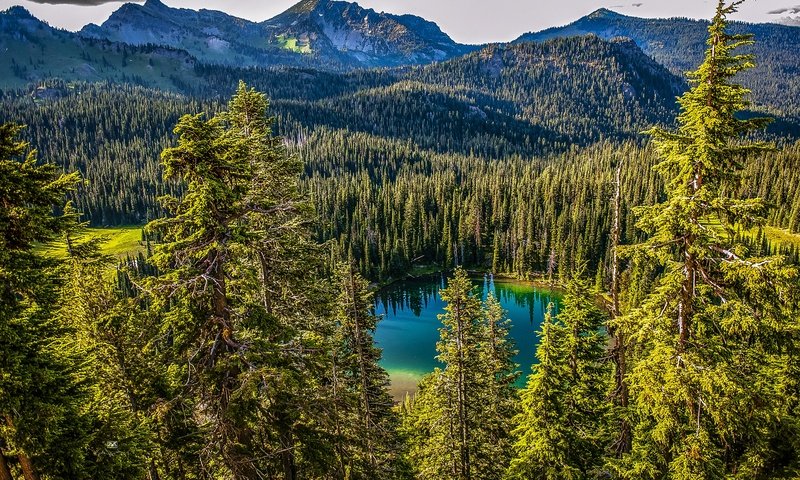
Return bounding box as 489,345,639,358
2,1,800,479
2,34,800,280
517,8,800,119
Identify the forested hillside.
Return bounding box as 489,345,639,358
0,35,686,229
2,68,799,280
517,8,800,117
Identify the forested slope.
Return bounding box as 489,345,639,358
517,8,800,117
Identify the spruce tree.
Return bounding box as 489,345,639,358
508,274,609,479
403,268,517,479
616,1,800,477
0,123,89,479
474,293,519,479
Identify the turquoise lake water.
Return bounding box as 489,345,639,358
373,274,561,398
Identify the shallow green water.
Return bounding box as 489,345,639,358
374,274,561,396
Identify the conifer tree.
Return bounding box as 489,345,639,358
0,123,89,479
331,263,409,479
616,2,800,477
146,84,336,479
403,268,517,479
508,273,609,480
474,293,518,479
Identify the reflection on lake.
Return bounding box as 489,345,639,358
374,273,561,398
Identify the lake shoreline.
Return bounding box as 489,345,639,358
373,266,566,294
375,275,563,401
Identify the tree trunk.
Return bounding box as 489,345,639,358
0,452,12,480
454,300,470,480
610,160,631,455
17,453,38,480
280,431,297,480
349,267,376,468
678,247,695,352
1,419,37,480
331,354,347,478
258,251,274,315
208,250,260,479
148,460,161,480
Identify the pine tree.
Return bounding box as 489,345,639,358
0,123,89,479
508,273,609,479
474,293,518,479
402,268,517,479
616,2,800,477
331,263,409,479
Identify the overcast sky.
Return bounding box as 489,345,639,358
1,0,797,44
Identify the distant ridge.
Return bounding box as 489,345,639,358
514,9,800,116
79,0,476,69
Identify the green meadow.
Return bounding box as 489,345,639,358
40,226,146,258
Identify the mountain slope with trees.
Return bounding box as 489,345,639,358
516,8,800,117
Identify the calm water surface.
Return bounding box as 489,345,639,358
374,274,561,398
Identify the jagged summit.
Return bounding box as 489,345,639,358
3,5,35,18
262,0,475,67
78,0,474,69
284,0,324,15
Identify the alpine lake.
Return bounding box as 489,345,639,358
373,274,562,400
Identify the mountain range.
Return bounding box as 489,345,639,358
515,8,800,116
2,0,798,118
79,0,475,69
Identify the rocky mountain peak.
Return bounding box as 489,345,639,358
3,5,35,19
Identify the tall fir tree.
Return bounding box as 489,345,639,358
473,293,519,479
507,273,609,479
615,1,800,477
0,123,90,479
402,268,517,479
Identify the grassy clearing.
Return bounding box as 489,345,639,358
753,226,800,250
275,35,312,54
702,215,800,251
40,226,146,258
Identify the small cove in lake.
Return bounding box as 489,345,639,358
374,274,562,400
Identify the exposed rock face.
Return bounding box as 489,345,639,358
79,0,476,69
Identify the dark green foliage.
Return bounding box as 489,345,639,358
402,268,518,479
615,2,800,477
0,123,89,478
308,136,662,281
2,80,798,283
508,274,609,479
144,82,337,478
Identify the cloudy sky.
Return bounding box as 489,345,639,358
1,0,797,43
